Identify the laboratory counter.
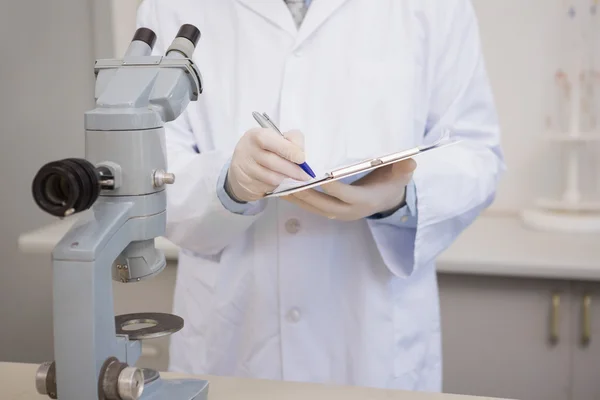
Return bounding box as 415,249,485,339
18,212,600,282
0,362,511,400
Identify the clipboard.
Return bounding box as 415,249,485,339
266,129,459,198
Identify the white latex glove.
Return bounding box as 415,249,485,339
226,128,311,202
284,159,417,221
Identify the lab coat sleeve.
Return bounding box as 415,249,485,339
368,181,418,228
367,0,505,277
216,160,268,215
137,0,267,256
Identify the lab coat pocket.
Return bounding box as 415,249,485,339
174,250,221,349
344,59,415,161
180,248,221,291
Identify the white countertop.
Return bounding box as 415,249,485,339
437,213,600,281
17,213,600,282
0,362,510,400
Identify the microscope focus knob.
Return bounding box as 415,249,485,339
153,170,176,188
117,367,145,400
35,361,57,399
100,358,144,400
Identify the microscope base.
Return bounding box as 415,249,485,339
142,374,209,400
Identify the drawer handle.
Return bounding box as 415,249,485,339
582,294,592,346
550,293,560,344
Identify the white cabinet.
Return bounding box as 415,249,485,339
439,274,600,400
570,283,600,400
439,274,572,400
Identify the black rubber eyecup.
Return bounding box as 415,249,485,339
132,27,157,49
176,24,201,47
32,158,100,217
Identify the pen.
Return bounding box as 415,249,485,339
252,111,316,178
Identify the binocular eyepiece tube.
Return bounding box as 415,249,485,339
166,24,201,59
125,27,158,57
132,27,157,50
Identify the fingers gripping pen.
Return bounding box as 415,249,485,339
252,112,316,178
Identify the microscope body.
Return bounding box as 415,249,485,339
32,26,207,400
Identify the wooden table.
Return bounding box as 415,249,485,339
0,362,511,400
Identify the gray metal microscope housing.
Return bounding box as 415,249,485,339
31,25,207,400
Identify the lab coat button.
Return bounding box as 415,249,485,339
287,308,301,323
285,219,301,234
293,50,303,58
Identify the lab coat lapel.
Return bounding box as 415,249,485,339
235,0,297,37
294,0,353,47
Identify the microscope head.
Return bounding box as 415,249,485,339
31,25,203,218
88,24,203,132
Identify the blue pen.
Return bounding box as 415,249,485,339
252,111,316,178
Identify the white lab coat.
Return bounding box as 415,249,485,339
137,0,504,392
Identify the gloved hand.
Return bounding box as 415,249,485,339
284,159,417,221
226,128,311,202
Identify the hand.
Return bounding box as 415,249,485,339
284,159,417,221
226,128,311,202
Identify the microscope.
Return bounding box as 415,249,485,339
30,25,208,400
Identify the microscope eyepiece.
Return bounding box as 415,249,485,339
176,24,201,47
32,158,101,217
132,28,157,50
166,24,201,59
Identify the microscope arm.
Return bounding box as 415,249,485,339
51,195,166,399
53,202,133,263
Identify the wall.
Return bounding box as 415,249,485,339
110,0,142,58
471,0,600,211
0,0,96,362
472,0,559,210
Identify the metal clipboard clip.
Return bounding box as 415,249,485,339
328,126,452,180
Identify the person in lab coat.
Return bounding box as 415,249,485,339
136,0,505,392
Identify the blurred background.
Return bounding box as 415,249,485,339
1,1,599,400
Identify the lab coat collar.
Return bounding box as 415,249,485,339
295,0,352,47
235,0,353,45
235,0,298,37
